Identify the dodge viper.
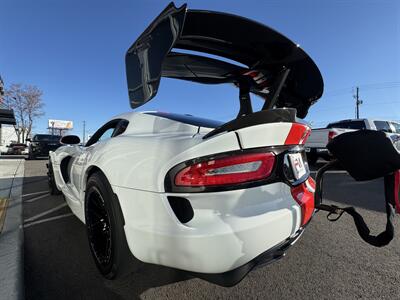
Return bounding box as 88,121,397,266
48,2,324,286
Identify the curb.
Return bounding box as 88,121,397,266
0,159,25,300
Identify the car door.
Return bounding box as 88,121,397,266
70,119,128,202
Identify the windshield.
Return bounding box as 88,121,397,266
33,135,61,142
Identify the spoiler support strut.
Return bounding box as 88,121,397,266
237,78,253,118
262,68,291,111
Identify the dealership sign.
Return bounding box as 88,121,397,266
48,119,73,130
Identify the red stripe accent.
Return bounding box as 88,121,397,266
394,170,400,214
307,176,316,190
284,123,311,145
291,181,315,226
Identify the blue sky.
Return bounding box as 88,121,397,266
1,0,399,138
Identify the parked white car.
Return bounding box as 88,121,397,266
306,119,400,164
48,2,324,286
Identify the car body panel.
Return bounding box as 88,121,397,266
115,181,300,273
49,111,309,274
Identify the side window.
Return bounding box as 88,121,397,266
98,128,115,142
85,119,121,147
347,121,366,130
112,120,129,137
390,122,400,134
328,122,348,129
328,121,365,130
374,121,392,133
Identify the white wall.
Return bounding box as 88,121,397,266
0,125,18,146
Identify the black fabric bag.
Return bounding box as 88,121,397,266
315,130,400,247
327,130,400,181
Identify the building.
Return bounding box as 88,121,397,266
0,76,18,153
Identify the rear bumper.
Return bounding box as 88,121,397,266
113,182,303,274
192,227,305,286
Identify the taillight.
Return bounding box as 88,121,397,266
174,152,276,187
328,130,337,142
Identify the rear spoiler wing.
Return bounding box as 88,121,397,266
126,2,323,119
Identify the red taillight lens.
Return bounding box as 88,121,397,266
175,152,276,187
328,130,337,142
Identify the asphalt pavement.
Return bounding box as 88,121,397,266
22,160,400,300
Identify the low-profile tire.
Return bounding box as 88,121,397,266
47,160,62,195
85,171,135,280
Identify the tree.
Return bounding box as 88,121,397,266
3,83,44,143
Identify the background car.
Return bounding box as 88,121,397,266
306,118,400,164
6,143,27,155
27,134,62,159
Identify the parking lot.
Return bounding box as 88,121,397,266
20,159,400,300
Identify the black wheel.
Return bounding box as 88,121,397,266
47,160,62,195
28,153,36,160
85,172,135,279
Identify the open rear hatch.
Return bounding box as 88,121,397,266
126,2,323,119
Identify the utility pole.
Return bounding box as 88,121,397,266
354,87,363,119
83,121,86,144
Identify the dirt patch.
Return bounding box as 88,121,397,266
0,198,9,233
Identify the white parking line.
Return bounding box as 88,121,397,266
24,203,67,223
22,191,48,198
23,213,74,228
24,193,50,203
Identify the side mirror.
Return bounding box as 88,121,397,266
60,135,80,145
26,138,31,142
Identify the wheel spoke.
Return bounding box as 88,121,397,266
86,189,112,267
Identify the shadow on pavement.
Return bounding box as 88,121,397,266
0,176,47,194
105,263,191,300
23,174,190,300
321,174,386,213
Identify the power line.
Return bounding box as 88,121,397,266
323,81,400,98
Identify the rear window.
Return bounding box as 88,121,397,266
327,121,366,130
146,112,223,128
33,134,62,142
374,121,392,133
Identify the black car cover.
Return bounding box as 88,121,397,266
125,2,324,118
315,130,400,247
327,130,400,181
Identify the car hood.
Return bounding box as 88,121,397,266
125,2,324,118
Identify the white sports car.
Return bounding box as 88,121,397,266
48,2,324,286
